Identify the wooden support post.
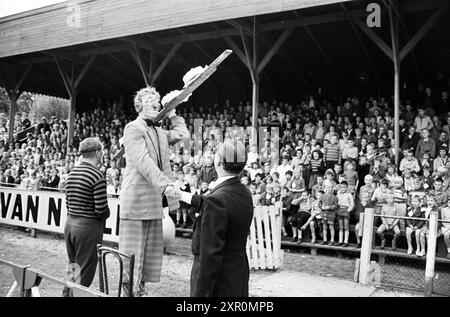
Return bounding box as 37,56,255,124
389,5,401,166
7,91,17,143
55,56,95,148
424,211,438,297
359,208,374,285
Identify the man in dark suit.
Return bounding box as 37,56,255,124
170,140,253,297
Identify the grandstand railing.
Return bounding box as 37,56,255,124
358,208,450,296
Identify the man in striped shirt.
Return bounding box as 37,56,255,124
62,137,110,297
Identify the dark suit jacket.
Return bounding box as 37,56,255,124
190,176,253,297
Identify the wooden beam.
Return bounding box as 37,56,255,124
399,6,449,61
340,3,379,81
74,54,96,90
13,63,33,93
239,28,255,83
131,44,150,86
257,27,294,75
54,57,74,97
385,0,420,78
234,19,307,83
303,25,341,80
151,42,182,84
352,18,393,61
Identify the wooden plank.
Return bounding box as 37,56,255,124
269,206,280,268
255,207,267,269
154,49,232,122
359,208,375,285
0,0,354,58
262,207,274,269
249,216,258,270
74,54,96,90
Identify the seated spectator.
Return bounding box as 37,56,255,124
377,193,401,250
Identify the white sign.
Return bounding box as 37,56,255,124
0,188,120,243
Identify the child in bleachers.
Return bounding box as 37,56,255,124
311,174,324,198
431,177,448,207
175,171,191,228
403,169,417,192
418,195,442,257
336,181,354,247
290,190,312,243
377,193,401,250
354,191,371,248
320,185,338,245
405,195,425,255
259,186,275,207
419,167,433,192
371,179,390,222
441,198,450,258
391,176,408,230
289,168,305,199
323,169,337,192
343,162,358,194
280,186,293,237
185,166,198,192
300,189,323,244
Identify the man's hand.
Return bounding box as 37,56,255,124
164,184,181,200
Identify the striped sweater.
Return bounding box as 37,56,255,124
324,143,341,162
65,162,110,219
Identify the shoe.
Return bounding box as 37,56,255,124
311,238,316,244
337,242,343,246
182,223,188,229
121,283,132,297
291,237,298,242
328,241,334,246
320,241,326,245
380,240,386,249
446,253,450,259
135,282,147,297
407,248,413,255
418,251,426,257
297,238,302,244
332,242,339,246
175,223,181,228
415,250,421,256
356,242,361,248
392,241,397,250
342,243,348,247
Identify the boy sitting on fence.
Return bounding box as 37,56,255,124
418,195,442,257
300,189,323,244
441,197,450,258
405,195,425,255
290,189,311,244
377,193,401,250
320,185,338,245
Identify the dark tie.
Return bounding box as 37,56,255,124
145,119,161,127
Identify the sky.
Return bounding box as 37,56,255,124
0,0,67,18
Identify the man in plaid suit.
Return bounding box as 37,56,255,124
119,86,189,296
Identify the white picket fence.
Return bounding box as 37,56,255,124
246,204,284,270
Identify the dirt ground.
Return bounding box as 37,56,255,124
0,225,419,297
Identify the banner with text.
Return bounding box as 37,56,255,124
0,188,120,243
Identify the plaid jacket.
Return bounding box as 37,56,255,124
119,116,189,220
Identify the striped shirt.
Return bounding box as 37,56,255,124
324,144,341,162
65,162,110,219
